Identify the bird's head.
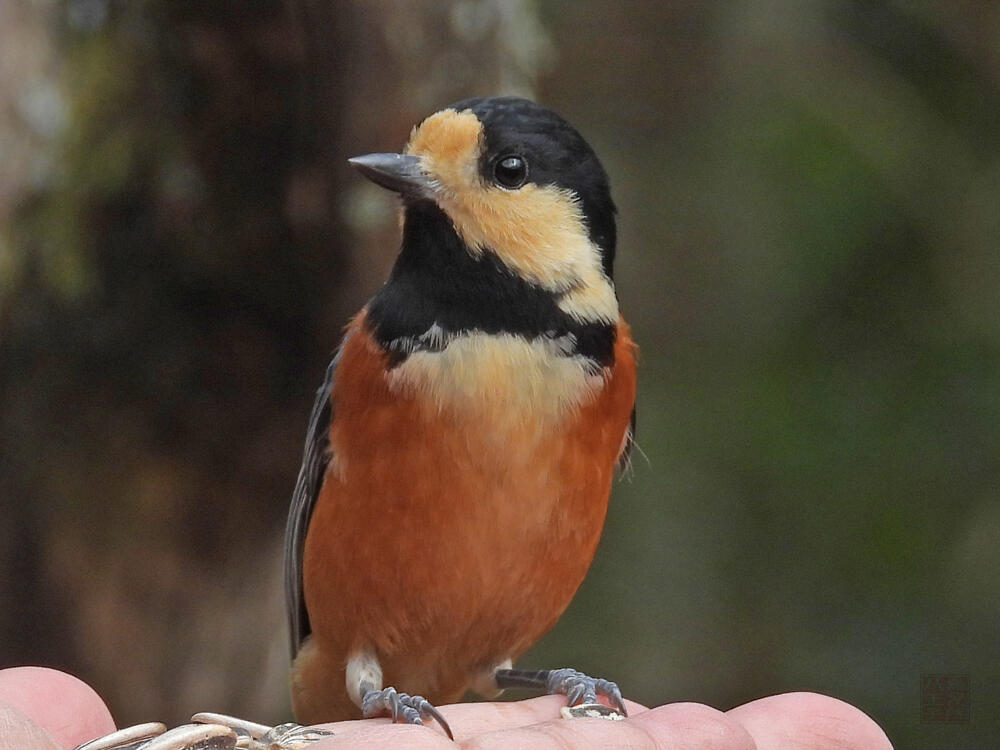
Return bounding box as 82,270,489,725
349,97,618,325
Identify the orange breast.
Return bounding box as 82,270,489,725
298,313,636,717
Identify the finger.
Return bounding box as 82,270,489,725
727,692,892,750
444,695,649,739
452,702,751,750
0,667,115,750
619,703,754,750
307,701,743,749
0,702,60,750
307,695,649,744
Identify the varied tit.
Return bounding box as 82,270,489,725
285,96,637,739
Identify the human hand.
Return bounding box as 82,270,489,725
2,667,892,750
306,691,893,749
0,667,114,750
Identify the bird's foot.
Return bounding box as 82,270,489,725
361,686,454,740
495,667,627,718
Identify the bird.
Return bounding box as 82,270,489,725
284,96,637,739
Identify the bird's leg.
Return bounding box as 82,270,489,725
346,650,454,740
494,667,627,718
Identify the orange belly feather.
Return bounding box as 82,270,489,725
293,313,636,723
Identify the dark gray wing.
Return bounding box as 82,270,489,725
615,404,637,476
284,353,339,659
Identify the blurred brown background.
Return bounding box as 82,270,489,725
1,1,998,748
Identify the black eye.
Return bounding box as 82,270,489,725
493,155,528,189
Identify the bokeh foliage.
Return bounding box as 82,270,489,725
1,1,997,748
531,3,1000,749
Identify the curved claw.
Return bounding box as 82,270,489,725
388,690,401,723
613,693,628,715
417,699,454,741
361,686,454,740
595,677,627,715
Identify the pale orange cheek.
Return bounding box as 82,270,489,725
405,109,483,192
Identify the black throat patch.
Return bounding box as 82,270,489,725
366,201,616,368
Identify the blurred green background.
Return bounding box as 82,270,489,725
1,1,997,747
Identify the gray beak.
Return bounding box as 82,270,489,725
348,153,434,199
